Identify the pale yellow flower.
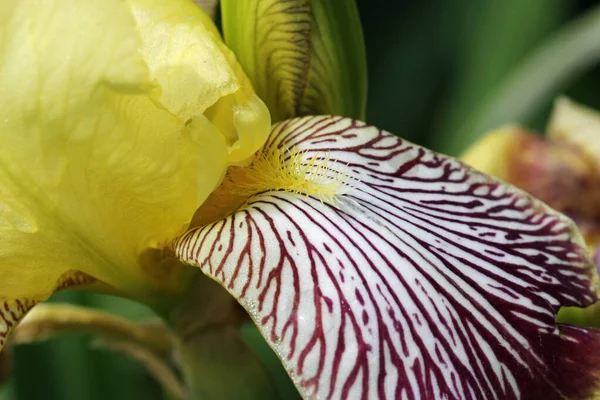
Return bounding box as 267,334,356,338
0,0,269,315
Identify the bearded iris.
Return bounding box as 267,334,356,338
2,0,600,399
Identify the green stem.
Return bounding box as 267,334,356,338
163,272,279,400
13,303,172,357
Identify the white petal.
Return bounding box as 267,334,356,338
176,116,600,400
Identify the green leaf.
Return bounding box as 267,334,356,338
221,0,367,122
436,1,600,155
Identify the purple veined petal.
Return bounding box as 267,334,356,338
174,116,600,400
0,299,37,348
0,271,95,350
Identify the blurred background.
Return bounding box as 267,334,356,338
3,0,600,398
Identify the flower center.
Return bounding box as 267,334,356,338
189,147,352,228
228,147,350,203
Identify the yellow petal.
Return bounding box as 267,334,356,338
127,0,270,164
0,0,270,311
548,97,600,163
459,125,526,179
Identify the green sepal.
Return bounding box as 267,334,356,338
221,0,367,122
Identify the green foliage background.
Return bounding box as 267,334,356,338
3,0,600,398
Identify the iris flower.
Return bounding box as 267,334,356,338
2,0,600,399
